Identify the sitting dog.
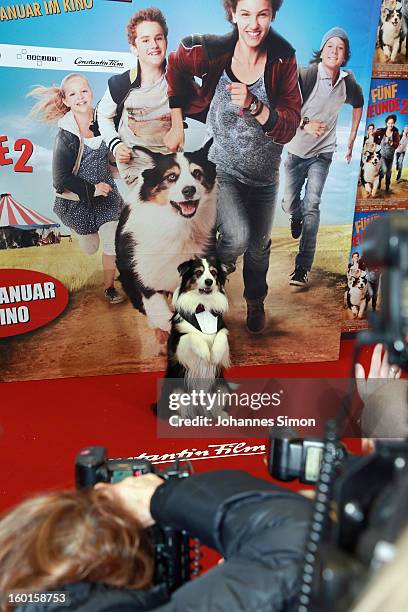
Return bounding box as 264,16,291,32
344,275,369,319
157,257,231,420
379,7,404,61
362,150,381,197
116,142,216,344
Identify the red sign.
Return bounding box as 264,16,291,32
0,269,68,338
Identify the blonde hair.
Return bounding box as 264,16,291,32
28,73,91,123
0,488,154,611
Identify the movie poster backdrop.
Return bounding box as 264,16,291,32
0,0,380,381
342,75,408,334
357,77,408,202
373,0,408,78
342,206,387,333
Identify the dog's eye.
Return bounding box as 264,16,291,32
192,169,202,179
210,268,217,276
195,269,203,278
167,173,177,182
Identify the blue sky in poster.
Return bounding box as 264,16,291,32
0,0,381,226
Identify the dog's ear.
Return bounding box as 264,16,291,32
202,138,213,156
185,139,216,181
177,259,194,277
119,146,157,186
131,146,163,170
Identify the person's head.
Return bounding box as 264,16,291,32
0,488,153,604
358,257,367,271
127,8,168,70
352,252,360,263
385,114,397,129
223,0,283,48
310,27,351,68
404,126,408,135
60,75,93,116
367,124,375,135
28,74,93,123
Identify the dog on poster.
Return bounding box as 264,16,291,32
156,257,231,420
379,6,404,62
115,142,217,347
361,149,381,197
344,274,369,319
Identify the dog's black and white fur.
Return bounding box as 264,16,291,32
362,150,381,197
379,6,404,61
157,258,230,419
116,142,216,334
168,258,230,383
344,274,369,319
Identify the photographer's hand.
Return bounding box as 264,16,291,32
355,343,402,403
95,474,163,527
356,344,404,448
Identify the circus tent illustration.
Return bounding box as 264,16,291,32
0,193,60,248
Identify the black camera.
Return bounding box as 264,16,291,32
268,435,408,611
267,215,408,610
359,214,408,367
75,446,201,593
268,437,347,485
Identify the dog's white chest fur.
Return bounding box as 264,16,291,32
349,285,367,306
175,319,230,389
383,20,401,46
364,162,380,183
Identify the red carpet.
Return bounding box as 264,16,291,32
0,338,370,512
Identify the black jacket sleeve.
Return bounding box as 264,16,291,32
151,470,312,612
52,130,96,201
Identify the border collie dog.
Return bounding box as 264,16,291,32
362,150,381,197
157,258,230,419
379,7,403,61
116,142,216,338
169,258,230,384
344,275,369,319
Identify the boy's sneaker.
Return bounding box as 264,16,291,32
104,286,125,304
289,267,308,287
290,216,303,239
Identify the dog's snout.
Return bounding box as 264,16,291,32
182,185,196,199
205,278,213,287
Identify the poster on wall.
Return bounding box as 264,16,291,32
0,0,380,382
342,73,408,334
357,77,408,203
372,0,408,78
342,206,385,333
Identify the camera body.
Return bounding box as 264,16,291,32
75,446,199,593
360,214,408,367
266,215,408,609
269,436,408,610
268,437,347,485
